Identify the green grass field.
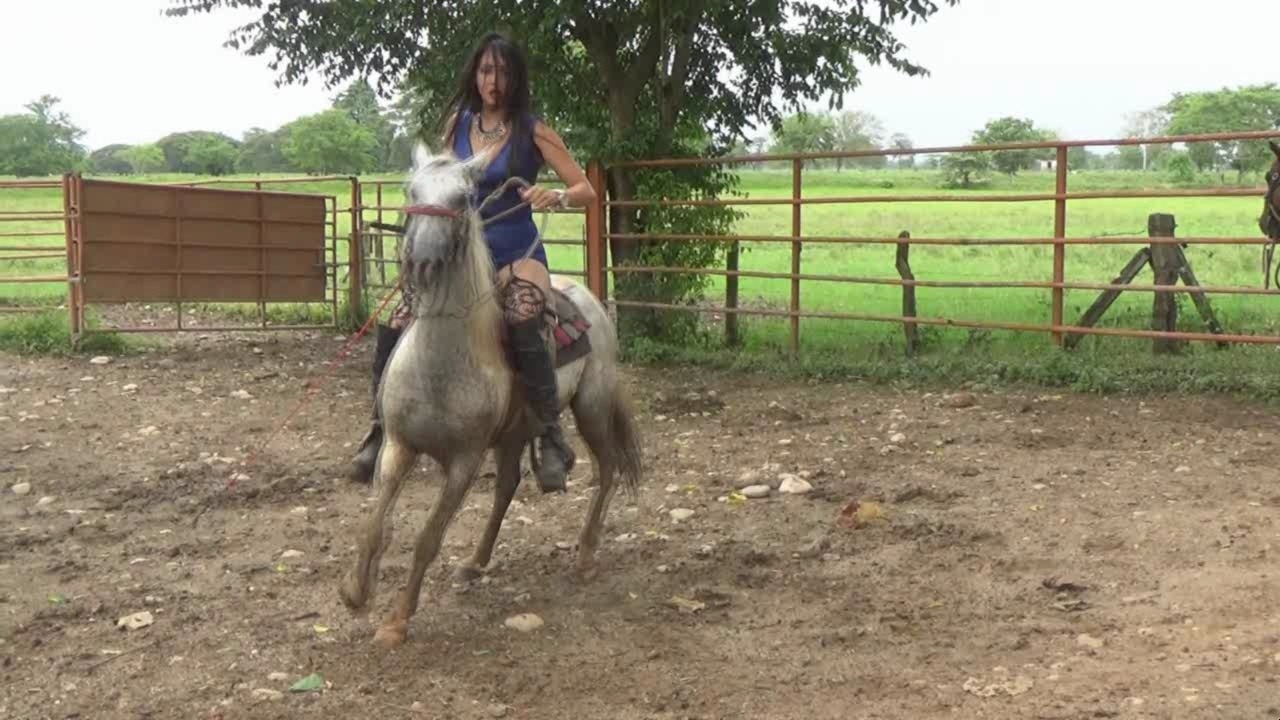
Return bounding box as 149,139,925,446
4,166,1278,398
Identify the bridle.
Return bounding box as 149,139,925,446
1262,166,1280,289
363,175,552,319
368,176,538,234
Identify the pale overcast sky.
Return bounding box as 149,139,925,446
2,0,1273,151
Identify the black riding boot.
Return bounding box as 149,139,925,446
348,323,401,484
510,316,576,493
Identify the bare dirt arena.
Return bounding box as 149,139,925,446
3,317,1279,720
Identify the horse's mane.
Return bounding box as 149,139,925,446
403,149,503,359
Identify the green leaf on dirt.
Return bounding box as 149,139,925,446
289,673,325,693
48,593,66,604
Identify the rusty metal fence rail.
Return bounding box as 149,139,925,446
351,178,592,314
1,175,347,339
590,129,1280,354
0,179,72,316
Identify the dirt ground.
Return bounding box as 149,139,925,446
3,315,1280,720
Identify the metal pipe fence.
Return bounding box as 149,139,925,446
586,129,1280,355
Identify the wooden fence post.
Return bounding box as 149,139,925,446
790,158,802,357
895,230,918,357
725,240,740,346
1051,145,1068,347
1149,213,1180,354
347,177,364,325
585,160,607,303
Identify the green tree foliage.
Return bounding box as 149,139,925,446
283,109,379,174
121,144,167,174
1164,151,1197,186
1163,83,1280,179
88,144,133,174
832,110,886,169
941,152,990,188
1120,109,1169,171
890,133,915,168
156,130,240,173
165,0,959,343
1066,146,1093,171
770,112,836,165
333,78,396,167
184,134,239,175
971,116,1055,176
0,95,86,177
236,127,291,173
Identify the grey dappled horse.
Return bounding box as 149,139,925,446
339,145,643,647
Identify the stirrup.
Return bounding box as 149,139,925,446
529,426,575,494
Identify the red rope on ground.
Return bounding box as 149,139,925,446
228,282,403,490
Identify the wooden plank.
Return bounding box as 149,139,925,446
77,179,327,303
1063,248,1150,350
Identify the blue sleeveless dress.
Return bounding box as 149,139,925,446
454,110,549,271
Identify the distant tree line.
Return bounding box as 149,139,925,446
0,79,422,177
4,81,1277,182
752,83,1280,188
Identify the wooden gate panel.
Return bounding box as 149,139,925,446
77,179,327,303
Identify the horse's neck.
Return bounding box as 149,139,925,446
410,265,504,369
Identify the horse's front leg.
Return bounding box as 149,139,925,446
340,436,417,614
374,450,485,648
458,437,523,583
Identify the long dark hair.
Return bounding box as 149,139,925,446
438,32,536,179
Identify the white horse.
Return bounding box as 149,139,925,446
339,145,643,647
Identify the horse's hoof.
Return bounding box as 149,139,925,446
339,576,369,615
455,564,485,584
373,622,407,649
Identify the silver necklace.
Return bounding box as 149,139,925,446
476,114,508,142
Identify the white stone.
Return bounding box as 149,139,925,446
1077,633,1104,649
669,508,695,522
779,476,813,495
117,611,154,630
89,356,111,365
741,485,771,499
504,613,544,632
11,482,31,496
252,688,283,702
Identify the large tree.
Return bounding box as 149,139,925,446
283,109,380,174
0,95,86,177
1163,84,1280,180
970,116,1055,177
166,0,957,336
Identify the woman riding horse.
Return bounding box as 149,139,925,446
350,32,597,494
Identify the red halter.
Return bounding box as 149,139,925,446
402,204,462,219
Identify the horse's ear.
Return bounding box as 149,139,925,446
412,142,433,170
1270,140,1280,159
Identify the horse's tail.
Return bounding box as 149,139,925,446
610,382,644,498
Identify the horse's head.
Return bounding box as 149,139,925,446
1261,140,1280,239
400,142,494,291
